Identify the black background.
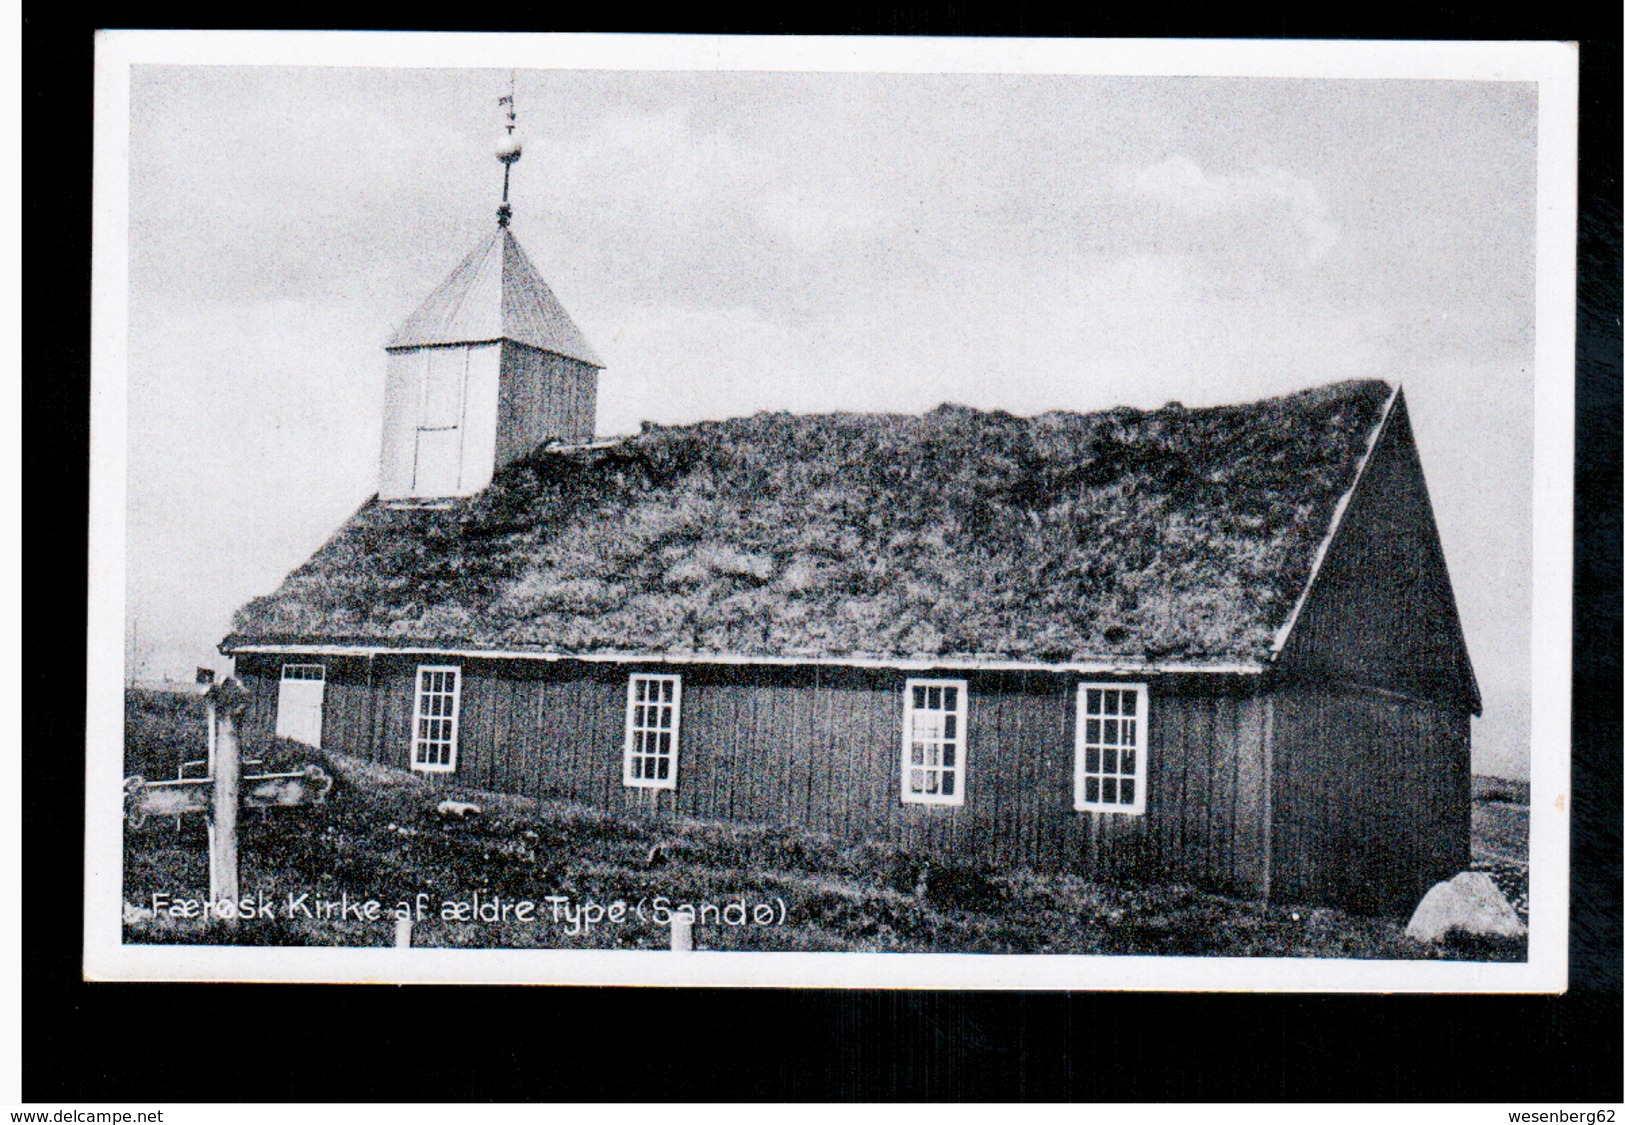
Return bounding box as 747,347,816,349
24,5,1622,1103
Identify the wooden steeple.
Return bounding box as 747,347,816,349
378,79,602,502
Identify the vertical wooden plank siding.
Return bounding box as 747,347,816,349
495,342,599,469
1230,697,1270,894
234,654,279,735
1267,684,1470,915
236,652,1275,893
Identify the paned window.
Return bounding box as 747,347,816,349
1075,683,1147,814
624,674,681,790
411,665,461,772
902,679,967,806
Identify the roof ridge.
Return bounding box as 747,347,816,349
623,377,1395,436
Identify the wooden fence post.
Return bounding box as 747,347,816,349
205,694,217,773
124,676,332,934
207,681,246,925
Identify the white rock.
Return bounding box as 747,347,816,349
122,901,154,923
436,799,483,819
1405,871,1527,943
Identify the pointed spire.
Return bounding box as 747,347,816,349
495,70,522,227
387,226,603,367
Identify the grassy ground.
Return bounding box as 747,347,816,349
122,689,1526,959
1472,776,1531,861
1469,775,1531,921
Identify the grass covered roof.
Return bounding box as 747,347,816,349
227,379,1393,665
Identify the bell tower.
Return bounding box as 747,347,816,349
378,78,603,502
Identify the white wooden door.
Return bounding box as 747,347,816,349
413,347,467,496
413,429,462,495
276,664,326,747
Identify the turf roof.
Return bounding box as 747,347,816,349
227,379,1394,665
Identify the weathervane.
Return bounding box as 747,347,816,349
496,71,522,227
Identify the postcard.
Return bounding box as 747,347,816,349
85,32,1577,989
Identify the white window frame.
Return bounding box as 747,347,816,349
624,673,681,790
1074,682,1148,815
280,663,326,682
410,664,462,773
900,678,968,807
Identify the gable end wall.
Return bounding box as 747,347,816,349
1267,394,1474,914
1274,393,1477,706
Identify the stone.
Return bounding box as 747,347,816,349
436,799,482,819
1405,871,1527,943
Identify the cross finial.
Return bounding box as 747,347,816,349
496,70,522,227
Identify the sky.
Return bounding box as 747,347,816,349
121,65,1538,776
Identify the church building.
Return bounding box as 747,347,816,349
221,95,1480,916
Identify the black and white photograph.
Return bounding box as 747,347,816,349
84,33,1578,990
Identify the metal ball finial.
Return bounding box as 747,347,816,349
494,72,524,225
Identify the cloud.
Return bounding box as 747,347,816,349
1111,155,1339,262
838,252,1392,416
535,107,896,251
537,108,745,220
595,303,810,431
587,249,1397,438
752,187,892,248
